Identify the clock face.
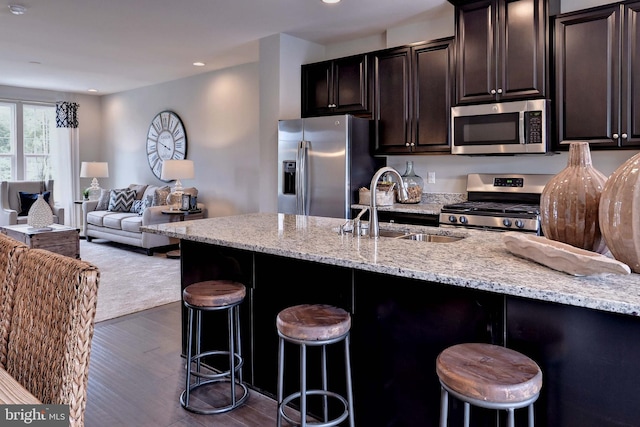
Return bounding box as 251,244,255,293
146,111,187,180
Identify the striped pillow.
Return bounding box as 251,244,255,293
108,189,136,212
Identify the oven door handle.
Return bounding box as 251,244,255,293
519,111,525,144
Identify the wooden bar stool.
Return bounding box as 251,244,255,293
436,343,543,427
180,280,249,414
276,304,355,427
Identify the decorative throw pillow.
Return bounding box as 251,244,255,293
130,199,145,214
152,186,171,206
96,189,111,211
18,191,51,216
137,195,153,216
127,184,148,200
108,189,136,212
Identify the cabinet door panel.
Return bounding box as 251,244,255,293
333,55,368,113
622,1,640,147
414,40,454,152
456,0,495,103
501,0,546,99
554,6,621,147
301,61,332,117
372,47,412,154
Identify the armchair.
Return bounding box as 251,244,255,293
0,180,64,226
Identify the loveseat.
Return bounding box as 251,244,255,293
0,180,65,226
82,184,204,255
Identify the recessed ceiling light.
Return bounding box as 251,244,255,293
193,62,205,67
88,89,98,93
322,0,341,3
8,4,27,15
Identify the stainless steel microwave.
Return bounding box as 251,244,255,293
451,99,550,155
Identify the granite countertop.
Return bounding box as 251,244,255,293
142,213,640,317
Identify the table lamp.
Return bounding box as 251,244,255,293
161,160,194,210
80,161,109,200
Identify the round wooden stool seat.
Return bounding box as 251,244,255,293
436,343,542,404
183,280,245,308
276,304,351,341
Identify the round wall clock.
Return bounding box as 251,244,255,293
146,111,188,180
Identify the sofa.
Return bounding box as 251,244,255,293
82,184,204,255
0,180,65,226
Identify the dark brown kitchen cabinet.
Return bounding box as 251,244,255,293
455,0,547,104
301,54,369,117
554,2,640,148
371,38,455,154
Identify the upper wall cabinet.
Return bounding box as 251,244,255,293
301,54,369,118
371,38,455,155
455,0,547,104
554,2,640,148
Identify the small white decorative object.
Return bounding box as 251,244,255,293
27,194,54,230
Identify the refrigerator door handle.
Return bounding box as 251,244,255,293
296,140,309,215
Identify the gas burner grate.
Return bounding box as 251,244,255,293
441,201,540,216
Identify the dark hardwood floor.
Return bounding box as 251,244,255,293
85,302,281,427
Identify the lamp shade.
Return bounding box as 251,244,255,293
80,161,109,178
161,160,194,181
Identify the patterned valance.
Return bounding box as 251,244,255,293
56,102,79,128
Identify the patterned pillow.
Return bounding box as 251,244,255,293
137,195,153,216
96,189,111,210
130,199,145,214
152,186,171,206
108,189,136,212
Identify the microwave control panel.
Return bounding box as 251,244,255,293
524,111,543,144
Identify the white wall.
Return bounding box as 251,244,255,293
101,62,261,217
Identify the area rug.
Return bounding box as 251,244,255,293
79,239,181,322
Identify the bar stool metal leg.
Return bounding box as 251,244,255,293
321,344,328,423
440,387,448,427
300,343,307,427
344,334,355,427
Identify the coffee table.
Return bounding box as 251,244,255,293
0,223,80,259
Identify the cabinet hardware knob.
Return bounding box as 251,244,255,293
490,89,496,94
622,133,628,139
497,88,503,94
613,133,619,139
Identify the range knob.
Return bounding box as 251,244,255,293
515,219,525,229
459,216,468,224
503,218,512,227
448,215,457,223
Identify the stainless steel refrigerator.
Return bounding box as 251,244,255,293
277,115,380,219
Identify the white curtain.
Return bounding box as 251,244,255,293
54,102,80,227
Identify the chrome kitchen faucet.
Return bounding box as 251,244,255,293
369,167,409,238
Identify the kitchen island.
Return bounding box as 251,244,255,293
143,213,640,427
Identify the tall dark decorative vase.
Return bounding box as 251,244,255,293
599,152,640,272
540,141,608,253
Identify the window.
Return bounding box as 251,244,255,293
0,101,56,181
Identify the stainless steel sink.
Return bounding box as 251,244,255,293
377,229,411,238
399,234,463,243
376,229,464,243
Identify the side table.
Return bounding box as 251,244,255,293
161,209,204,258
0,223,80,259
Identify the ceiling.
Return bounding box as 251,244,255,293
0,0,448,95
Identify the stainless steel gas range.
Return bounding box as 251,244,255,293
439,173,554,234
